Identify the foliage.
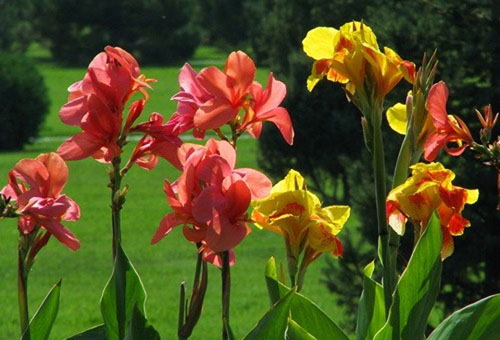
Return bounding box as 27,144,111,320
254,0,500,327
193,0,248,50
0,0,39,53
36,0,200,65
0,53,49,151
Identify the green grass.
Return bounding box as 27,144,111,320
0,47,349,339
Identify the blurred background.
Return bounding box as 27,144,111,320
0,0,499,338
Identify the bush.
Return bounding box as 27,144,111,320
0,53,49,151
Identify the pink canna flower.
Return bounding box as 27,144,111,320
1,153,81,251
169,63,213,138
169,52,294,145
424,81,473,161
238,73,294,145
57,46,156,163
127,113,183,170
152,139,272,265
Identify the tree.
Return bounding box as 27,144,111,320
36,0,200,65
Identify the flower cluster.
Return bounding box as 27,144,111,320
302,22,415,101
168,51,294,145
152,138,272,266
1,153,80,251
386,162,478,259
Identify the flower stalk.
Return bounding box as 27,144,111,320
221,251,231,340
18,244,30,338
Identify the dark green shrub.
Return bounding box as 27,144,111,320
0,53,49,150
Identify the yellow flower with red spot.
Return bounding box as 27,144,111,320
302,21,415,100
252,169,350,260
386,162,478,259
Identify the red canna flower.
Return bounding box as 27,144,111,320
151,139,271,265
424,81,473,161
169,52,294,144
127,113,183,170
57,46,155,163
1,153,81,251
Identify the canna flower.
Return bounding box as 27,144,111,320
169,52,294,144
424,81,473,161
152,139,272,265
252,170,350,263
57,46,156,163
386,162,478,259
302,22,415,100
127,113,183,170
1,153,81,251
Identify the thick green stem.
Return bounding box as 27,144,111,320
221,251,231,340
372,118,391,313
110,155,127,339
110,156,123,260
18,249,30,338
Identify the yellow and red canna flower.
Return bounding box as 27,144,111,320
386,162,478,259
251,169,350,261
302,21,415,99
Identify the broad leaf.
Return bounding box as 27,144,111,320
124,305,160,340
22,279,61,340
428,293,500,340
265,257,349,340
243,288,296,340
286,319,318,340
356,261,386,340
100,244,147,340
374,214,442,340
64,324,107,340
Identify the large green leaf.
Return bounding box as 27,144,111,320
22,279,61,340
374,214,442,340
286,319,318,340
100,244,147,340
123,305,160,340
243,288,296,340
64,324,107,340
265,257,349,340
428,293,500,340
356,261,386,340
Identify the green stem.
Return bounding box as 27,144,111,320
221,251,231,340
372,117,391,313
18,248,30,339
110,156,123,260
110,155,127,339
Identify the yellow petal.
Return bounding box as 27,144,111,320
272,169,306,194
307,74,322,92
466,189,479,204
302,27,338,60
339,21,379,50
386,103,407,135
316,205,351,235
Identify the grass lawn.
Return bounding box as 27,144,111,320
0,47,350,339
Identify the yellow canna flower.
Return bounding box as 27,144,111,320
252,169,350,289
252,170,349,257
386,162,478,259
302,21,415,102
